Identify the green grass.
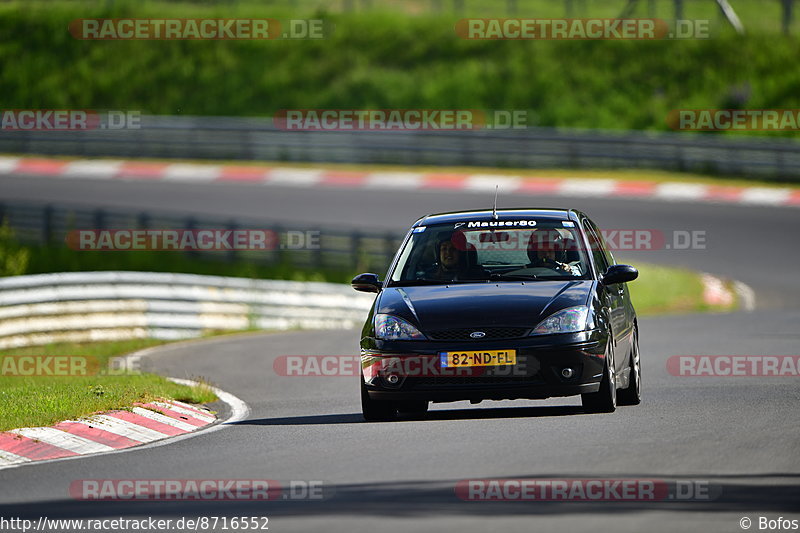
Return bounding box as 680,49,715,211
0,339,217,432
627,261,734,316
20,245,358,283
1,0,799,137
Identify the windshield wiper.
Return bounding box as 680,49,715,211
489,273,538,281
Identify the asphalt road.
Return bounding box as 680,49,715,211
1,172,799,533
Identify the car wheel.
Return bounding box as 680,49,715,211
396,400,429,417
617,328,642,406
581,346,617,413
361,381,396,422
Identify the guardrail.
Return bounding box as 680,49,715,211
2,116,799,181
0,271,375,349
0,200,405,274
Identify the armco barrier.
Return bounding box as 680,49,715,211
0,271,375,349
2,115,799,181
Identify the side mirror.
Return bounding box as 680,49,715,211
351,273,382,293
602,264,638,285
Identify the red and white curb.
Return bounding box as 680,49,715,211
701,273,755,311
701,274,734,308
0,378,249,471
2,156,799,207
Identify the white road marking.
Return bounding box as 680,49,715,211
63,160,123,178
151,401,216,423
739,187,791,205
74,414,170,443
0,450,32,467
464,174,521,193
364,172,423,189
733,281,757,312
654,182,709,201
559,179,618,196
163,164,222,181
266,168,323,186
9,427,115,454
0,157,21,174
131,407,198,432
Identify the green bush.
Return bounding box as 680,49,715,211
0,222,30,276
1,1,798,135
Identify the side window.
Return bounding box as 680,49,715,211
587,220,616,268
582,221,609,276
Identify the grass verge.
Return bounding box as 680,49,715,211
627,261,736,316
0,338,217,432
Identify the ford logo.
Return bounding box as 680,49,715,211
470,331,486,339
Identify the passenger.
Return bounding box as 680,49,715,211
526,230,581,275
425,235,485,281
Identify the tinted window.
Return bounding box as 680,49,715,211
389,220,591,285
582,220,610,276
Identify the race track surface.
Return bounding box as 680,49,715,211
1,172,798,533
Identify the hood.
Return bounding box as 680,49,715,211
377,281,593,331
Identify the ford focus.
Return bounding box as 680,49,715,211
352,208,641,421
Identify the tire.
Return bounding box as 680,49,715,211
617,328,642,406
396,400,429,417
581,346,617,414
361,382,396,422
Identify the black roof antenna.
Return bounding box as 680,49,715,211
492,185,499,220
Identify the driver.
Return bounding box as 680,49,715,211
424,235,485,281
526,229,581,275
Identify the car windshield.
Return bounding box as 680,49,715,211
388,220,592,285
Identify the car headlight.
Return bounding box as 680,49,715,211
532,305,592,335
375,314,426,340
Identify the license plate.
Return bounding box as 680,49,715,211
440,350,516,368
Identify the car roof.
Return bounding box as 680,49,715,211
414,208,584,227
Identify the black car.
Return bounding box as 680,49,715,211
352,208,641,421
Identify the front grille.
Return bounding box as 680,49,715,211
426,327,529,340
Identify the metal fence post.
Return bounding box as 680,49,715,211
351,231,362,272
137,212,150,233
313,228,324,270
93,208,106,231
226,219,238,263
272,224,283,266
185,216,197,259
42,205,54,244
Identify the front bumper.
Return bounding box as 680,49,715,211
361,330,607,403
